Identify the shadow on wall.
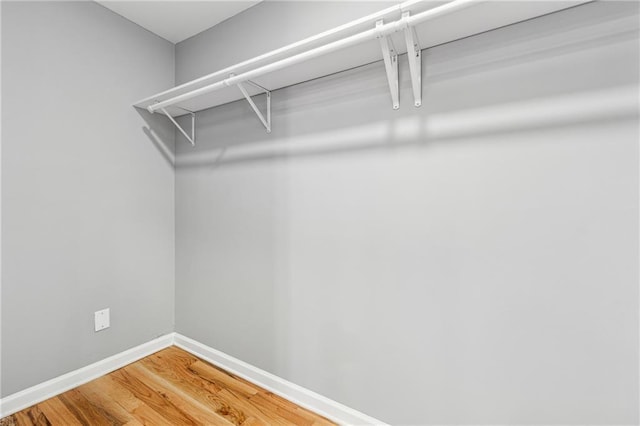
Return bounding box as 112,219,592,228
142,0,638,169
175,85,637,170
136,108,176,168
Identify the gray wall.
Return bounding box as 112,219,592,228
1,1,175,396
174,2,639,424
176,1,395,85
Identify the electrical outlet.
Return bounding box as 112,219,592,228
94,308,110,332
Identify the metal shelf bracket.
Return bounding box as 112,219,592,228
376,19,399,110
159,106,196,146
402,11,422,108
236,78,272,133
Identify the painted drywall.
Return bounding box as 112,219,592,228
1,1,175,397
175,1,396,85
174,2,639,424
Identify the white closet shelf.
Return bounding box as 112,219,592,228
134,0,587,140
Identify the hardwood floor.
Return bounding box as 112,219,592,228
1,346,335,426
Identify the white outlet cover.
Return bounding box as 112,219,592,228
94,308,110,332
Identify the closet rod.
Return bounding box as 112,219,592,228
146,0,426,104
148,0,478,114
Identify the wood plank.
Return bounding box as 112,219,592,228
0,416,16,426
111,367,200,425
37,397,83,426
216,388,292,426
12,406,49,426
123,363,235,426
91,375,175,426
188,359,332,425
58,388,120,426
139,354,247,425
249,392,316,426
1,346,336,426
141,352,223,394
189,360,260,397
76,380,143,426
240,416,269,426
252,391,335,426
154,346,200,368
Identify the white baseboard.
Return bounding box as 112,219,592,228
174,333,387,426
1,332,385,425
0,333,174,417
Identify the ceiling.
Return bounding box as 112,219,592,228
96,1,261,44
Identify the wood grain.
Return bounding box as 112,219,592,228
2,347,335,426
